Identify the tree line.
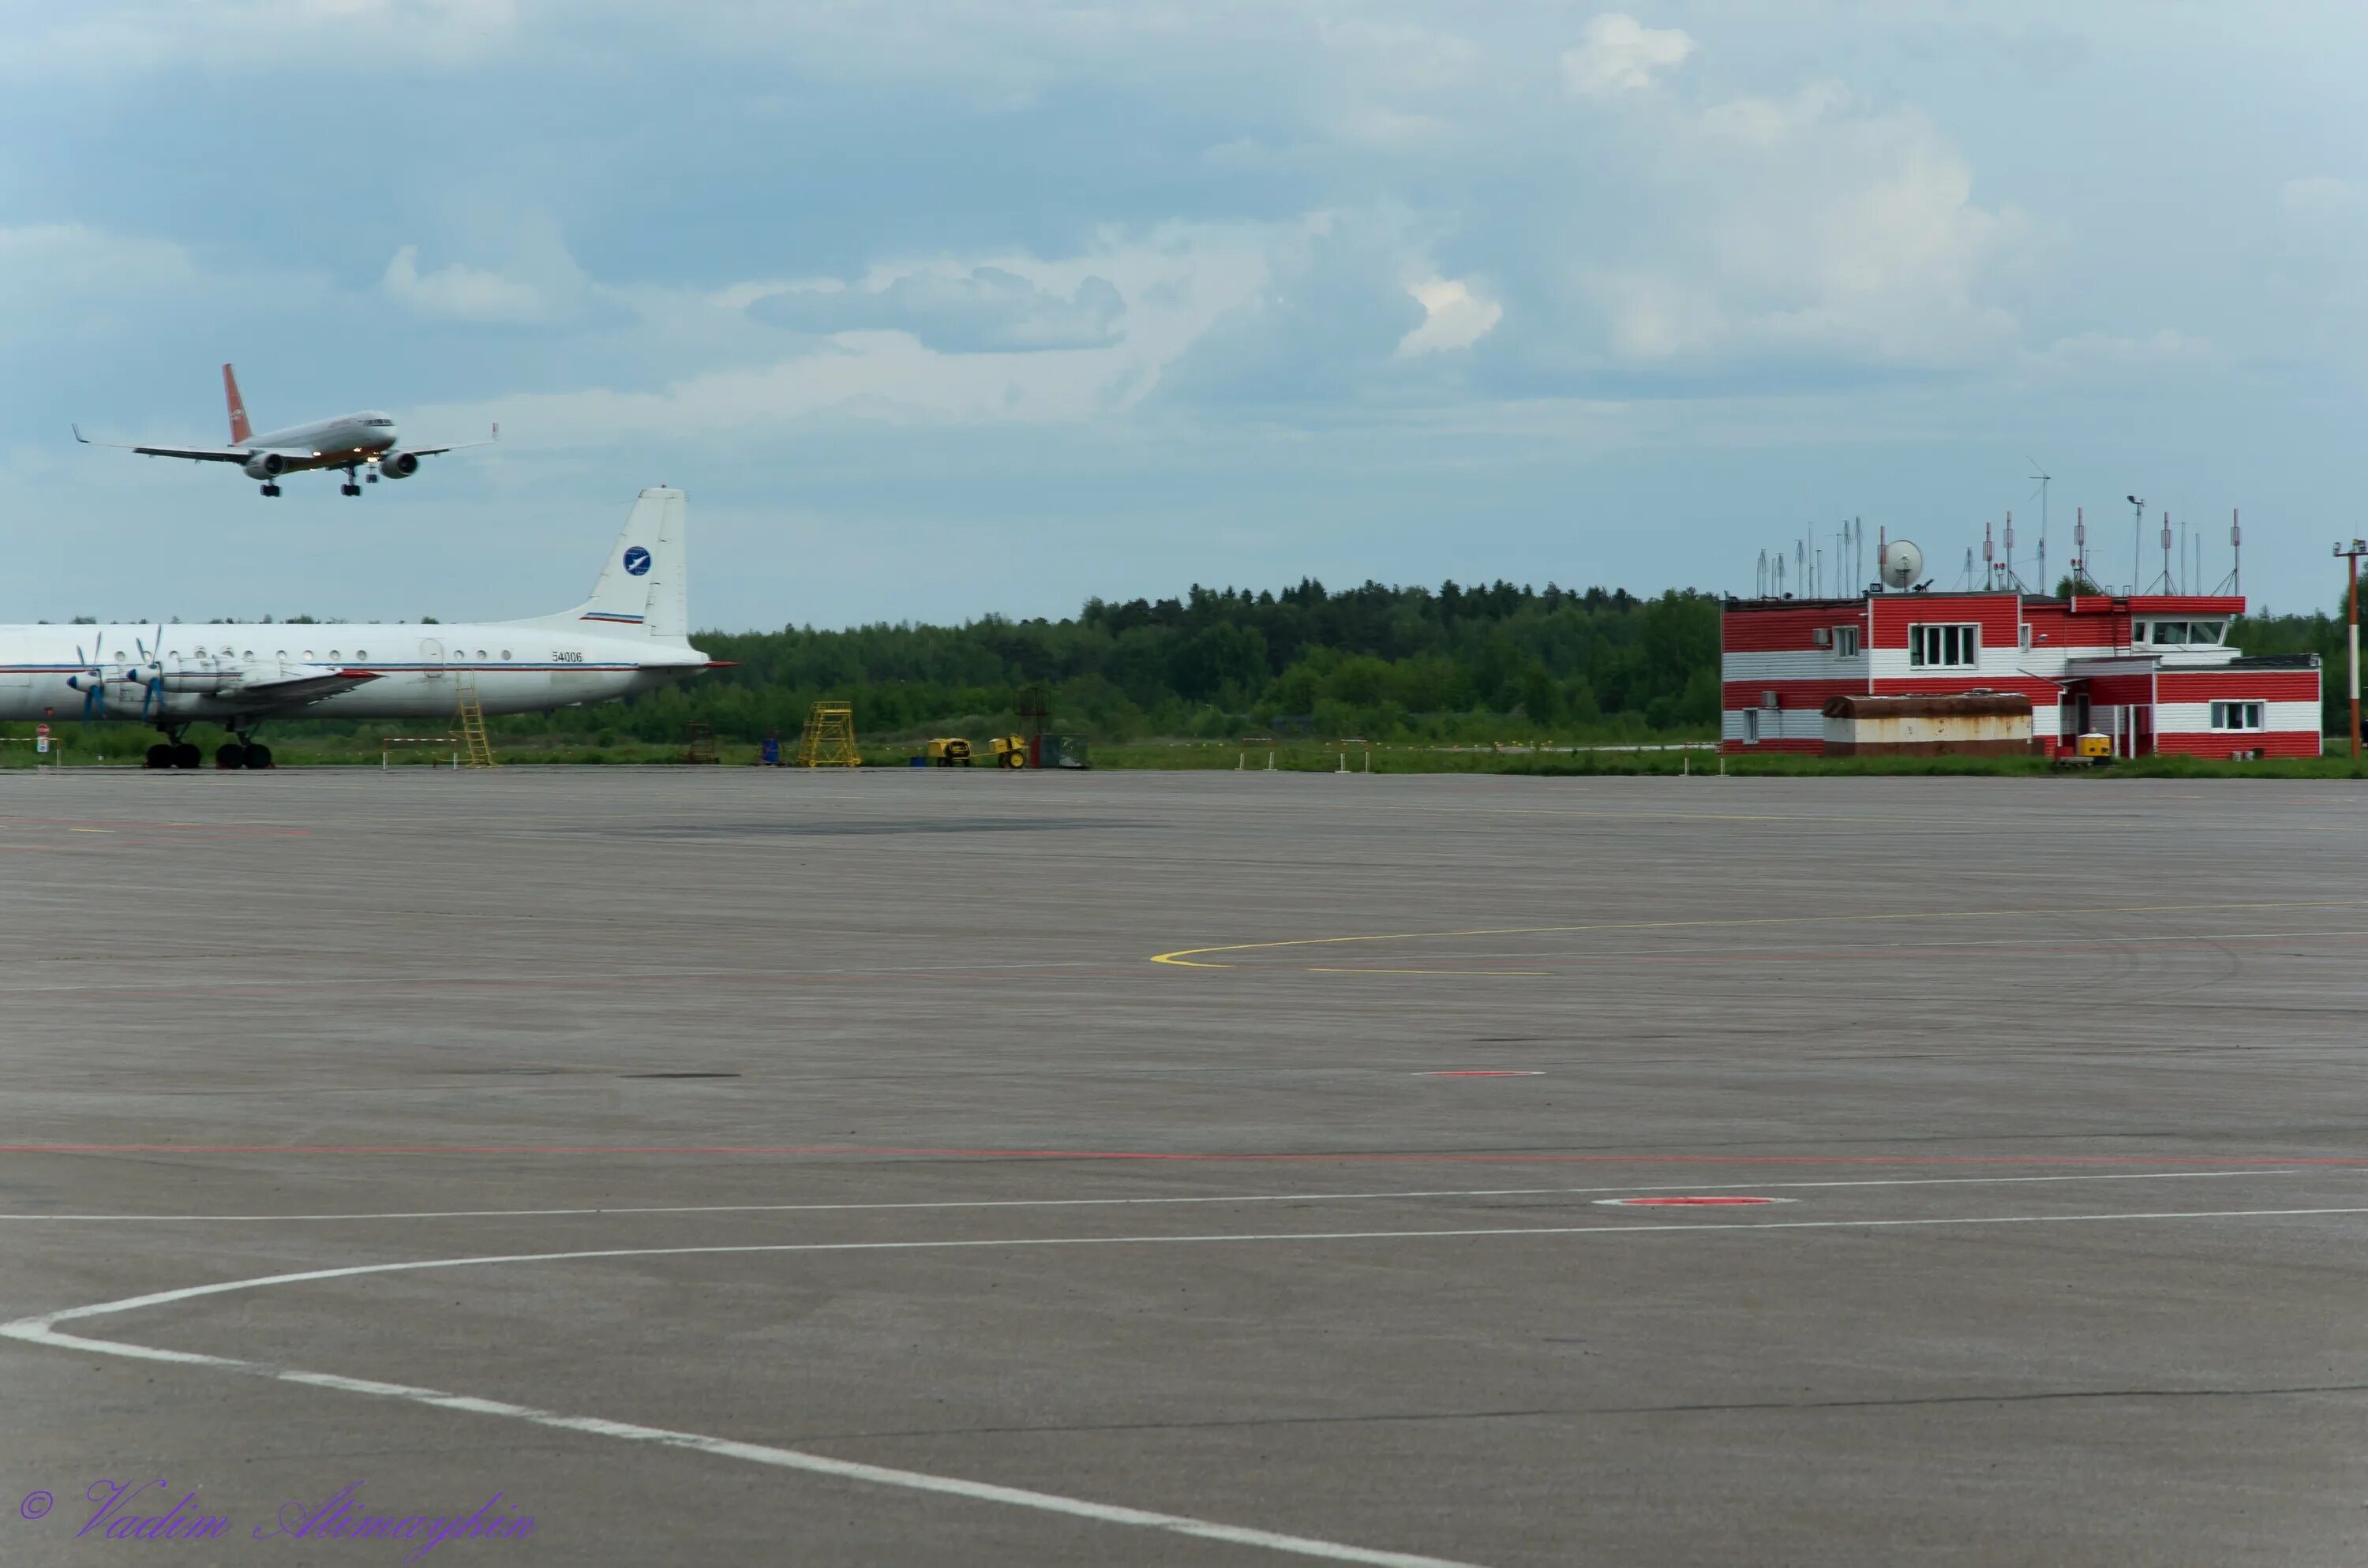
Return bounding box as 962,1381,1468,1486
549,579,1727,747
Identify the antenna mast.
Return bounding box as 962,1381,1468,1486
2027,459,2051,593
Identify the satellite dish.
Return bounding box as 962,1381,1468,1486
1879,539,1924,590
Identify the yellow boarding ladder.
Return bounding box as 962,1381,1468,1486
455,672,498,769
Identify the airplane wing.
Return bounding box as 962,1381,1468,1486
73,426,252,463
234,668,383,709
402,423,501,458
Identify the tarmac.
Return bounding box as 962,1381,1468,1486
3,767,2366,1566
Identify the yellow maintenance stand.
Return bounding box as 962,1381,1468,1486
796,702,861,767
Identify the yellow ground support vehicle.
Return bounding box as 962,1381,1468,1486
2052,732,2115,769
988,735,1029,769
925,737,974,766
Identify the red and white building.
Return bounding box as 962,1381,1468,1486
1721,591,2323,758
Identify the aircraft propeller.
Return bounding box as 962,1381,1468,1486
132,626,167,720
66,634,107,721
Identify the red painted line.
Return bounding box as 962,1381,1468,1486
1,1145,2365,1166
0,818,307,836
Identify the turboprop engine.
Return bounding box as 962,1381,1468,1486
378,451,419,478
242,452,286,481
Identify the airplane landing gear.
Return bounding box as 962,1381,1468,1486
260,483,282,497
145,728,204,769
216,735,274,769
341,463,363,497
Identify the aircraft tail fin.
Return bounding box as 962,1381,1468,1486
511,488,690,640
223,364,253,446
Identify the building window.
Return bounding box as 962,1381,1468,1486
1743,709,1760,743
1834,626,1860,657
2210,701,2265,732
1909,623,1980,668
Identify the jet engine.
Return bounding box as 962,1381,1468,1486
378,451,420,478
242,452,286,481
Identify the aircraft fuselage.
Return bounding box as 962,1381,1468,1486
2,623,703,726
246,410,399,473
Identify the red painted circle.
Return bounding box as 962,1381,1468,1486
1600,1195,1782,1207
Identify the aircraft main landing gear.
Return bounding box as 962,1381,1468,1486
144,727,212,769
341,463,363,497
215,739,275,769
260,483,282,497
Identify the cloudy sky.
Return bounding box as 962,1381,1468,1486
5,1,2362,628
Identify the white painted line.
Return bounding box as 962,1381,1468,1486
9,1203,2359,1562
1593,1196,1797,1207
0,1167,2307,1222
2,1319,1483,1568
7,1202,2365,1563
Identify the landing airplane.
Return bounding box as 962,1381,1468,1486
73,364,496,497
0,488,719,769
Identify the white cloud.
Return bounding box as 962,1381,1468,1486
2280,174,2359,217
1396,278,1501,356
748,266,1127,353
2034,328,2212,372
1561,13,1695,98
1573,81,2031,372
403,221,1283,446
1,0,521,79
380,245,554,324
0,223,194,299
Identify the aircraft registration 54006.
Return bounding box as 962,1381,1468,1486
0,488,723,769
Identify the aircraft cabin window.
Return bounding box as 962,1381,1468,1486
329,649,342,660
476,649,487,659
303,650,314,660
356,649,367,660
501,650,511,661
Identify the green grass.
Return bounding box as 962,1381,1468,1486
6,723,2362,780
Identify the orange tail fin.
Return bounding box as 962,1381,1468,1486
223,363,253,446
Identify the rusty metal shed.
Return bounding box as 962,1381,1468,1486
1821,693,2035,757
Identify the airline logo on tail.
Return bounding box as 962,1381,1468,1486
623,546,652,576
223,364,252,446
